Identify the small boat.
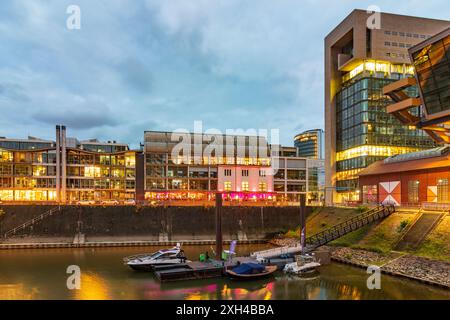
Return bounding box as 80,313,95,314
283,254,321,276
226,263,277,280
124,245,190,271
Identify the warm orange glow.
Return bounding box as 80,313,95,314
74,273,110,300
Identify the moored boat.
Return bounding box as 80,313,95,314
283,254,321,276
124,244,190,271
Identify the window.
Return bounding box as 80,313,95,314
241,181,249,192
224,181,232,191
384,30,391,35
399,32,405,37
392,31,398,36
408,180,419,203
224,169,232,176
259,170,266,177
258,182,267,192
241,170,249,177
363,185,378,204
385,41,391,46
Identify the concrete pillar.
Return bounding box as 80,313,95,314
300,193,306,254
61,126,67,203
215,192,223,260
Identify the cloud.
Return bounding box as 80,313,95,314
32,97,118,129
0,0,448,146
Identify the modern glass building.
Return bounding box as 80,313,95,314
0,127,138,203
412,28,450,122
294,129,324,159
325,10,449,205
384,27,450,143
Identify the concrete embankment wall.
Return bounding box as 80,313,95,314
0,205,310,242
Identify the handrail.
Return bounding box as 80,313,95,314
304,205,395,250
3,206,61,238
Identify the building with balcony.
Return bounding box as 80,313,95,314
325,9,449,205
143,131,274,203
294,129,324,159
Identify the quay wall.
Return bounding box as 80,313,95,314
0,205,310,242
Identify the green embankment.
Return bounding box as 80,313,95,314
286,207,449,262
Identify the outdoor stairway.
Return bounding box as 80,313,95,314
3,206,62,239
395,210,446,251
304,205,396,252
252,205,395,258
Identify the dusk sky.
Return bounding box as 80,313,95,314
1,0,448,148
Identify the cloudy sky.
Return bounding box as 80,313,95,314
0,1,448,147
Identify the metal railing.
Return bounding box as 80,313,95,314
305,205,395,250
3,206,61,239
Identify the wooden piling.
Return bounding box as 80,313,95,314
215,193,223,260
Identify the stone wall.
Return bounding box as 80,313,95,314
0,205,310,241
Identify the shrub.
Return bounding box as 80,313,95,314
397,220,409,233
356,205,369,213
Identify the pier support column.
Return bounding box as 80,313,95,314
215,193,223,260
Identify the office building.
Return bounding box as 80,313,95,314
294,129,324,159
0,126,138,203
325,9,449,205
359,27,450,207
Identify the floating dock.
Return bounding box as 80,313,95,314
154,257,258,282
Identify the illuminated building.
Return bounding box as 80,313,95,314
359,28,450,207
384,27,450,142
294,129,324,159
325,10,449,205
144,131,274,202
0,126,138,203
144,132,319,204
359,146,450,206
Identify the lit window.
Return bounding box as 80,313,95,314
224,182,232,191
242,182,249,191
258,182,267,192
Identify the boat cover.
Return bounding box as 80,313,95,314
232,263,265,275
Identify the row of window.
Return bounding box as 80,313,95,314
384,42,414,48
385,52,407,59
363,179,450,204
224,169,267,177
0,177,135,189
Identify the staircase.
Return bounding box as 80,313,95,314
3,206,62,239
252,205,395,258
304,205,395,252
395,210,447,251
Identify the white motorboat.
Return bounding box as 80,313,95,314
283,254,321,275
124,244,190,271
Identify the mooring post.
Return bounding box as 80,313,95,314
300,193,306,254
215,192,223,260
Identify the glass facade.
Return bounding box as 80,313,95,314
412,33,450,116
294,130,324,159
335,61,436,194
0,142,136,203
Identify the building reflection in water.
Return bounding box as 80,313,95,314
74,272,110,300
0,284,40,300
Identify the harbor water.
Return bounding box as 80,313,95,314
0,245,448,300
